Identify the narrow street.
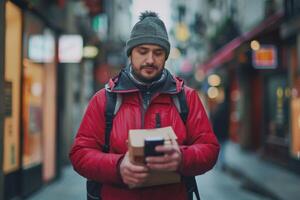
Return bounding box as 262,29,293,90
25,165,268,200
25,166,85,200
26,142,300,200
2,1,300,200
26,142,281,200
196,168,271,200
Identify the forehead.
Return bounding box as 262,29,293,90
134,44,164,51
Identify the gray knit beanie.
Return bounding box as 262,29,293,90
126,11,170,59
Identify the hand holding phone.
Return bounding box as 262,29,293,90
144,136,164,157
145,139,182,172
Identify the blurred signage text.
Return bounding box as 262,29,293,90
59,35,83,63
28,33,55,63
252,45,277,69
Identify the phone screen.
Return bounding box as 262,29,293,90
144,136,164,157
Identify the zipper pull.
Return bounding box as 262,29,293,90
155,113,161,128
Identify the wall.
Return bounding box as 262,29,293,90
3,1,22,174
60,64,81,165
0,0,5,199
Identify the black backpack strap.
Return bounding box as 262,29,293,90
176,88,189,124
190,177,201,200
194,178,201,200
173,88,201,200
184,176,201,200
172,88,189,124
86,180,101,200
103,90,117,152
87,91,122,200
103,90,123,152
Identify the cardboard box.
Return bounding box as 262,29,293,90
128,126,181,188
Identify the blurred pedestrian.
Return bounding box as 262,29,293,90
70,11,219,200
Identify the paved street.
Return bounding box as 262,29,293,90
25,166,86,200
26,141,300,200
26,165,271,200
196,168,271,200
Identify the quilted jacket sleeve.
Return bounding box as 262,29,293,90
69,89,123,184
179,88,220,176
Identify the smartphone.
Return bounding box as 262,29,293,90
144,136,164,157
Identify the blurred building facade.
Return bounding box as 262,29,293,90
0,0,130,199
166,0,300,176
192,0,300,174
1,0,300,200
1,1,60,199
1,1,6,199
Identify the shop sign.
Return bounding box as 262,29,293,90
92,14,108,40
28,32,55,63
58,35,83,63
252,45,277,69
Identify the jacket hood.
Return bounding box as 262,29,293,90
105,67,184,94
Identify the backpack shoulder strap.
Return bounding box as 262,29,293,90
186,177,201,200
172,88,201,200
103,90,122,153
86,91,122,200
172,88,189,124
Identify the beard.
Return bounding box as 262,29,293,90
132,64,164,83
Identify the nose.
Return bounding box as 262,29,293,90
145,52,154,65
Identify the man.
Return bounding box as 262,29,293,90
70,11,220,200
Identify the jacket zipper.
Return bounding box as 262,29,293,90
140,91,161,129
155,113,161,128
139,93,145,128
141,106,145,129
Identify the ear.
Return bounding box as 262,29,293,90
163,51,168,61
125,57,131,66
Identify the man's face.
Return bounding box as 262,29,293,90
130,44,166,82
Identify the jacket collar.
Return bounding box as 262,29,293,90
105,66,184,94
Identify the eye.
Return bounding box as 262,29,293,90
154,50,164,57
138,49,148,55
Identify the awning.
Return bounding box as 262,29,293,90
242,12,283,41
200,12,283,74
200,37,243,73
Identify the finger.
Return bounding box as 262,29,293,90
147,161,178,171
125,171,149,180
127,164,149,173
146,150,181,163
123,173,149,185
155,145,177,154
146,155,172,164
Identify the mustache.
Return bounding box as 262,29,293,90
141,64,158,69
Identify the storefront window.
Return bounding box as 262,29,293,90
266,75,289,139
229,73,241,142
22,11,57,179
22,61,44,167
290,44,300,159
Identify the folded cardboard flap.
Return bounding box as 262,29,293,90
128,126,180,188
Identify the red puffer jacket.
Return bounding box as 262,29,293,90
70,70,220,200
